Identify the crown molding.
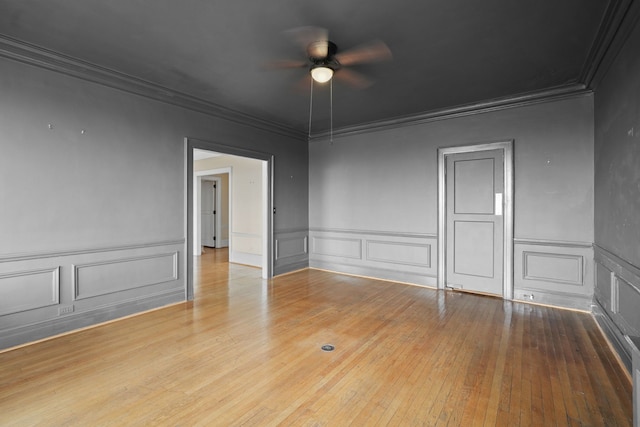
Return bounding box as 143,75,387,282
308,0,640,142
0,31,609,144
581,0,640,89
0,35,306,141
309,84,592,141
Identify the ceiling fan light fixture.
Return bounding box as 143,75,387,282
310,66,334,83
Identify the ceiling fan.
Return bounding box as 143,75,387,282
269,26,392,89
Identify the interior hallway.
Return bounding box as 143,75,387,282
0,250,633,425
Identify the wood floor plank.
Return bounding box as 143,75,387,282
531,307,556,426
395,293,476,425
519,306,539,427
0,249,633,426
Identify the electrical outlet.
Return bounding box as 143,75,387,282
59,305,74,315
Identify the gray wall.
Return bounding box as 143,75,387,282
0,57,308,349
593,17,640,371
310,95,594,309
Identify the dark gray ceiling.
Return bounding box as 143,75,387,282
0,0,614,134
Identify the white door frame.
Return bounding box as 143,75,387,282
437,140,514,299
185,137,273,301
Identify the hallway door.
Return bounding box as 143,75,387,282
445,149,504,296
201,180,216,248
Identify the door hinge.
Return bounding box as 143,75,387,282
213,210,216,215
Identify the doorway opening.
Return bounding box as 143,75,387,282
437,140,514,299
185,138,273,301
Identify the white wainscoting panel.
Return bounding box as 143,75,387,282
229,231,263,268
595,261,614,313
274,229,309,275
0,267,60,316
593,244,640,373
277,236,307,260
618,277,640,337
309,228,437,287
514,239,593,310
231,233,262,255
0,240,184,350
73,252,178,300
312,236,362,259
522,251,584,286
366,240,431,267
229,251,262,268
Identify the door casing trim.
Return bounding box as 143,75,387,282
437,140,514,299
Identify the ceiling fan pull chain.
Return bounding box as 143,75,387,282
330,78,333,144
308,78,314,139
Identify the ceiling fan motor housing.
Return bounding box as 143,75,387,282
308,40,338,61
309,41,340,80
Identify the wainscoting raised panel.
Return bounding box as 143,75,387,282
73,252,178,300
594,245,640,371
309,228,437,287
514,239,594,310
276,236,306,260
309,231,597,300
229,232,262,268
522,251,584,285
0,240,185,350
366,240,431,267
274,229,309,275
312,236,362,259
0,267,60,316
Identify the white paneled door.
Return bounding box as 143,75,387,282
201,180,216,248
445,149,504,296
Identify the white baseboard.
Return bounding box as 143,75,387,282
1,289,183,350
229,251,262,268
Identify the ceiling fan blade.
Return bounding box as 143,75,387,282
335,68,373,89
293,74,312,93
263,59,308,70
335,40,392,66
284,26,329,58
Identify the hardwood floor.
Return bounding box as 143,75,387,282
0,249,633,426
